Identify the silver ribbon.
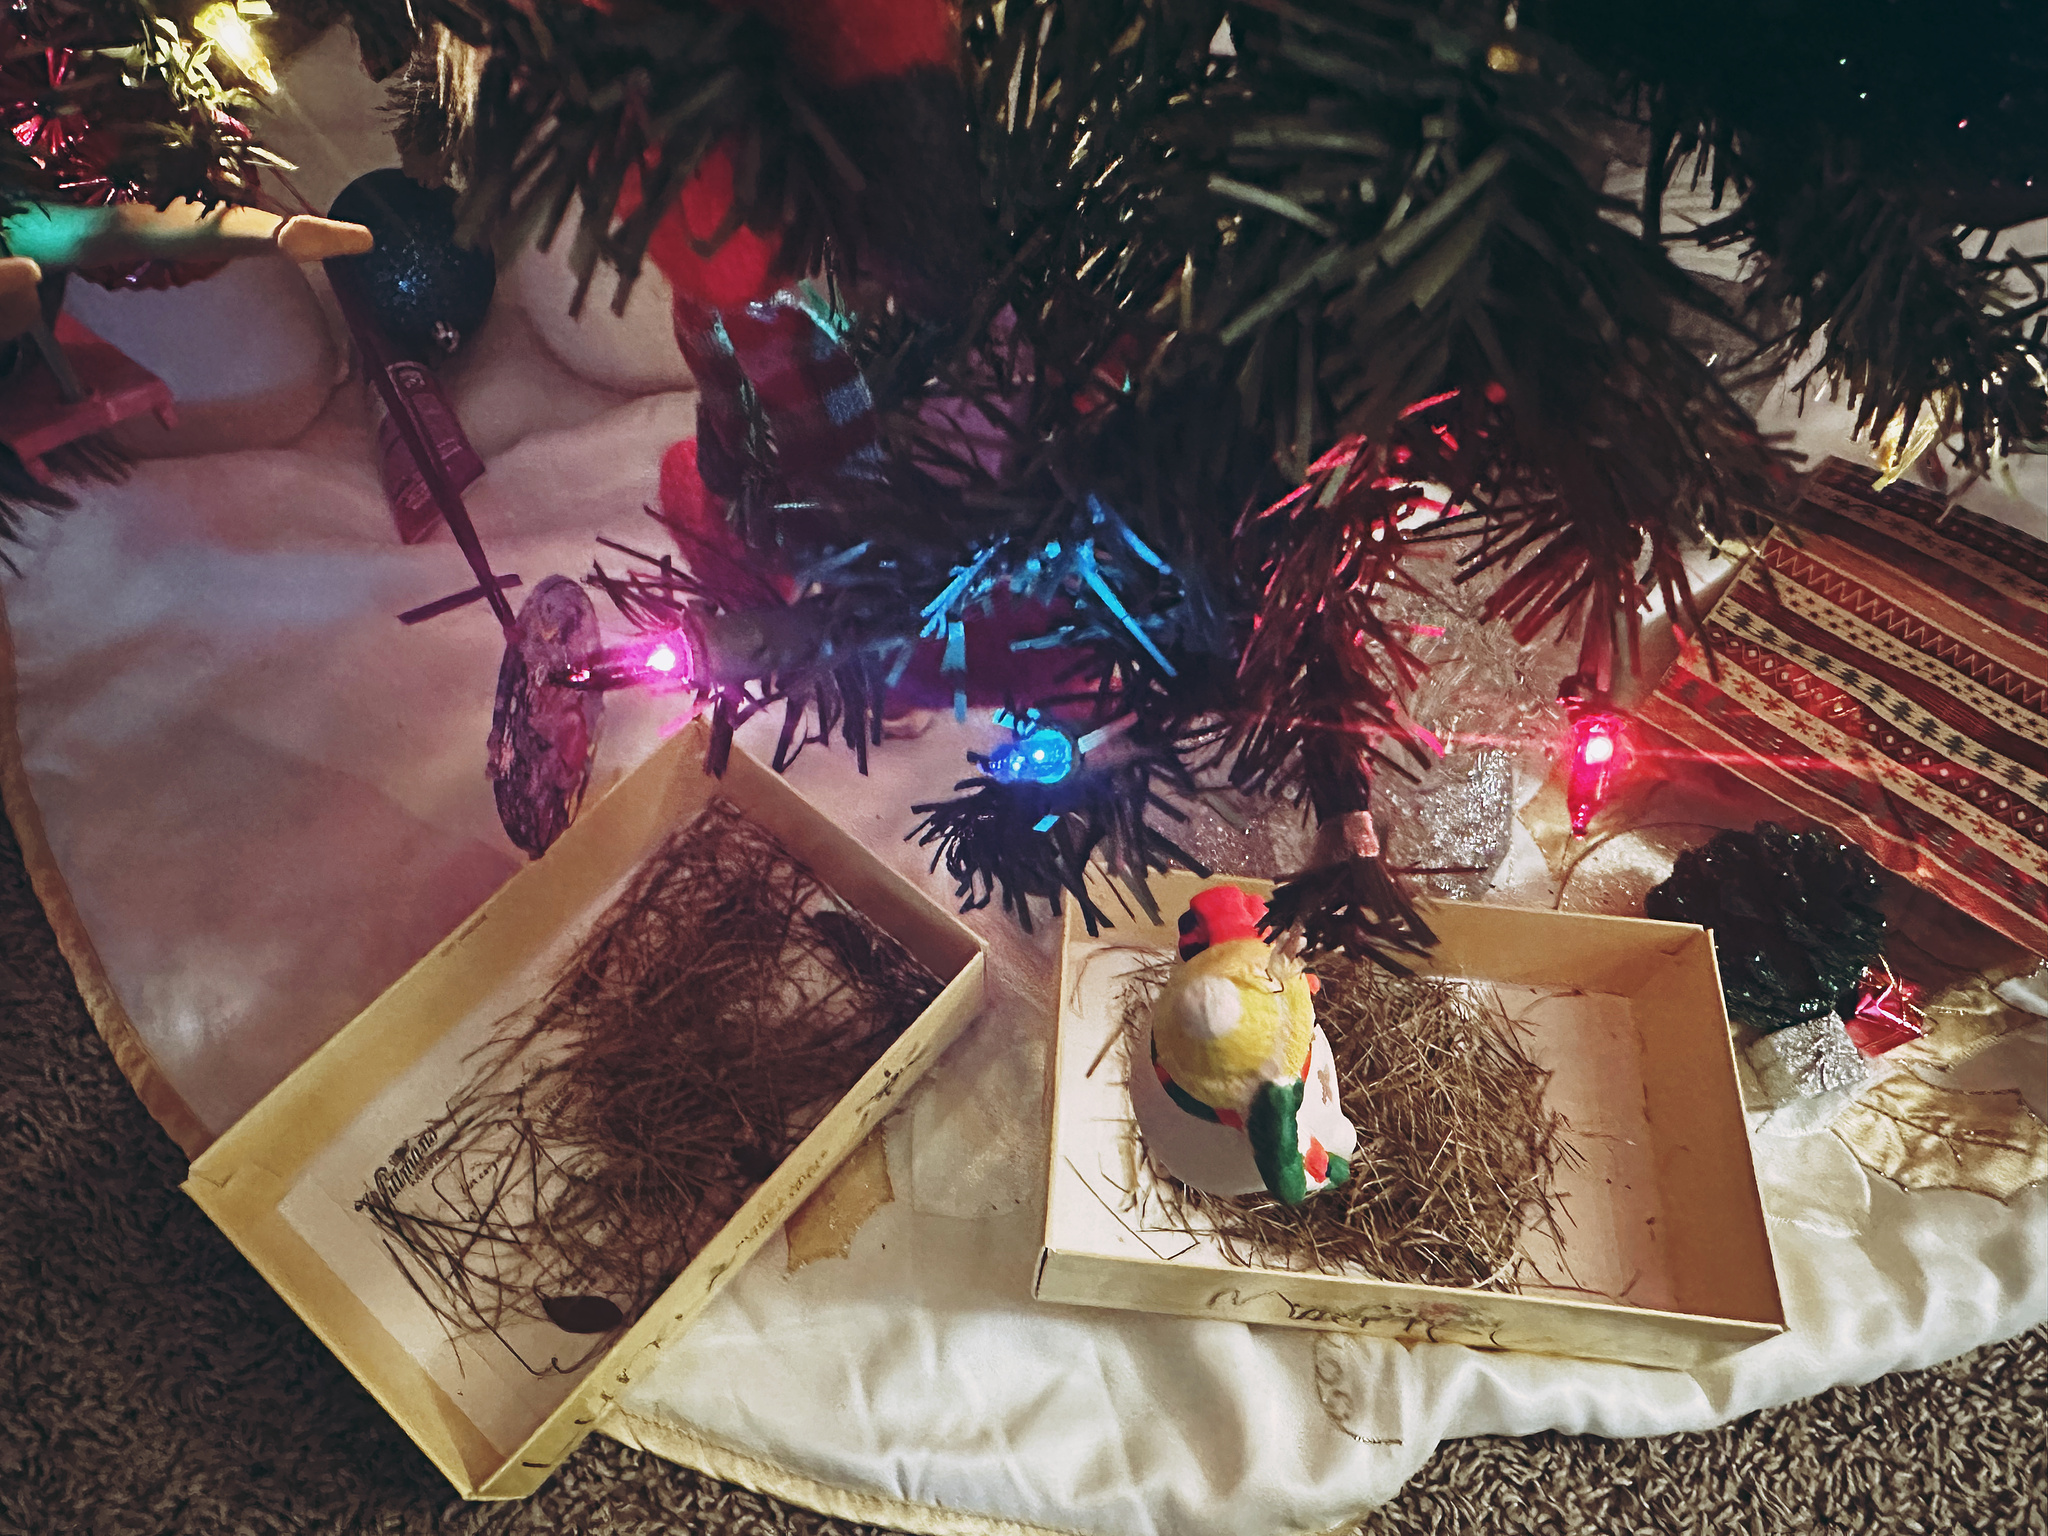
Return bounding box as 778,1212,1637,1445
1746,1013,1871,1105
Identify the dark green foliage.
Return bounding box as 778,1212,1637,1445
1544,0,2048,476
909,740,1211,937
387,0,982,319
584,527,890,776
1644,822,1888,1034
363,0,1816,947
913,0,1798,667
1263,853,1436,972
0,0,285,210
868,1,1802,945
24,0,2018,944
0,443,77,568
425,1,833,315
1732,185,2047,479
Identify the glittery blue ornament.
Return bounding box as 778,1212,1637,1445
327,170,495,357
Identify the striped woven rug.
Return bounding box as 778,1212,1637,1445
1640,456,2048,957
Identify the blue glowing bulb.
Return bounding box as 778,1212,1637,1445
984,725,1076,786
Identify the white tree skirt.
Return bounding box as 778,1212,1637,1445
1,33,2043,1536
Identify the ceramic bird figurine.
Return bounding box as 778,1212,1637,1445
1132,884,1357,1206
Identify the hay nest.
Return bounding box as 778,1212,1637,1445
1124,952,1572,1291
355,799,942,1356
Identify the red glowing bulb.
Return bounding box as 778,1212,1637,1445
1564,714,1627,836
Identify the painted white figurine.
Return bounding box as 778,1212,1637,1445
1132,884,1357,1206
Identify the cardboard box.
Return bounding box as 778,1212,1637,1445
186,719,985,1497
1035,872,1784,1369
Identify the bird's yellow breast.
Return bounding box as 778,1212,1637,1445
1150,938,1316,1112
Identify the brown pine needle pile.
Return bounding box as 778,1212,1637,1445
1124,953,1572,1292
355,800,942,1366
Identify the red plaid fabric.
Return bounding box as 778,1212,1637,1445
1640,457,2048,957
672,296,883,501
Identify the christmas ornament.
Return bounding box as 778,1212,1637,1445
1644,822,1888,1035
1122,945,1571,1292
1133,885,1355,1207
487,576,604,857
319,177,493,550
324,171,495,358
324,207,505,606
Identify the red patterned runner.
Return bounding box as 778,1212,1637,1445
1640,457,2048,957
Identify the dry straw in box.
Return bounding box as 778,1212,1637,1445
1119,952,1574,1293
187,721,985,1497
1038,874,1784,1369
356,800,944,1364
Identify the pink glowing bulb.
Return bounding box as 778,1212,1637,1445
646,643,679,674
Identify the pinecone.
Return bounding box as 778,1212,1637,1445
1644,823,1887,1034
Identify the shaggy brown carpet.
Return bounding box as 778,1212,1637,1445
2,808,2042,1536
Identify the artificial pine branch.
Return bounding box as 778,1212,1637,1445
397,2,823,315
1224,433,1433,816
1220,431,1441,963
388,0,1800,682
1727,174,2048,473
1,0,282,210
575,0,1806,940
312,0,2037,945
389,0,984,321
909,738,1212,936
0,444,78,566
1542,0,2048,473
586,524,891,774
1265,855,1436,972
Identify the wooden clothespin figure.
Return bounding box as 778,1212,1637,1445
0,201,371,522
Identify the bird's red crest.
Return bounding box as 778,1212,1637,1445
1176,885,1270,958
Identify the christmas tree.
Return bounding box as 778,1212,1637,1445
5,0,2043,954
